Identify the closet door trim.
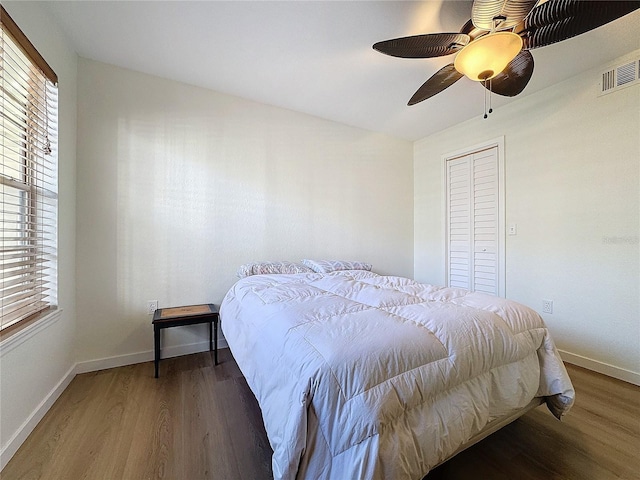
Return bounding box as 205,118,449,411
441,137,506,297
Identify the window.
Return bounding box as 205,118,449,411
1,6,58,332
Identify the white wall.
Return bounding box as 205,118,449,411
0,2,77,468
414,50,640,383
75,58,414,367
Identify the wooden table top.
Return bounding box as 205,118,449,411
153,303,217,322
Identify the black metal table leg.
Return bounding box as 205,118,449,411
209,319,213,352
214,317,219,365
154,324,160,378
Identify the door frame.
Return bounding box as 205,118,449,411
441,136,506,297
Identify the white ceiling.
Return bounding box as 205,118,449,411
38,1,640,141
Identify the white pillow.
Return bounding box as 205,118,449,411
301,259,372,274
236,261,313,278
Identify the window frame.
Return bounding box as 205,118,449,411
1,5,59,338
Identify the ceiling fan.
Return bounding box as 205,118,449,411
373,0,640,106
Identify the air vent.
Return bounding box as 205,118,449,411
599,57,640,96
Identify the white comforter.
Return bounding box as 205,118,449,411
220,270,575,480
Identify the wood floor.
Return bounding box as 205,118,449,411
2,349,639,480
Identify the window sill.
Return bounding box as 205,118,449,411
0,308,64,357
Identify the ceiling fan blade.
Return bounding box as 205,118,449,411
485,50,534,97
519,0,640,50
373,33,469,59
471,0,539,30
459,18,485,40
408,64,464,105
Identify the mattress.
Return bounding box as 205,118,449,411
220,270,575,480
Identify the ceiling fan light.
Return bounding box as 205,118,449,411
454,32,523,81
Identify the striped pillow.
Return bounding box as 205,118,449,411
301,259,372,274
236,261,313,278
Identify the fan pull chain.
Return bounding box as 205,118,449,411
483,79,487,118
483,79,494,119
489,78,493,114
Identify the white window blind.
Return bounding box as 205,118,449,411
1,6,58,331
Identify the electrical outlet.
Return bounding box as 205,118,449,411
542,299,553,314
147,300,158,315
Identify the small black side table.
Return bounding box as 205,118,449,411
152,303,219,378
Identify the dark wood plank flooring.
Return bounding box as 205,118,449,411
2,349,638,479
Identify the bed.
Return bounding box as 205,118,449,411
220,265,575,480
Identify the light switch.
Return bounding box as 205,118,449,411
508,224,517,235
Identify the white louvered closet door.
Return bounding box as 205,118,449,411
446,146,500,295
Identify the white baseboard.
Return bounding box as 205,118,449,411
75,338,229,374
559,349,640,386
0,363,76,471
